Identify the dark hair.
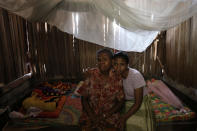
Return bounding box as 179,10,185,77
113,51,129,64
96,48,113,59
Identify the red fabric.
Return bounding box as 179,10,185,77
33,89,55,100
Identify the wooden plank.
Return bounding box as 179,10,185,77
191,15,197,87
151,41,156,77
0,73,32,97
146,47,151,78
165,16,197,89
184,18,193,86
180,20,189,85
157,32,166,77
169,27,177,81
177,22,184,82
32,22,41,79
26,21,36,76
143,50,147,76
174,25,180,82
0,78,33,110
0,9,5,84
165,30,171,78
14,15,24,77
0,9,15,83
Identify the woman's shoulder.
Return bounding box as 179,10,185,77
86,68,102,78
82,67,99,79
129,67,142,75
109,68,122,80
128,67,145,83
88,67,99,74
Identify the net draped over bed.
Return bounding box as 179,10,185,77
0,0,197,52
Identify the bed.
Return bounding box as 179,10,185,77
4,95,82,131
1,79,82,131
151,80,197,131
1,78,197,131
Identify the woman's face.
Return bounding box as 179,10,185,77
113,57,128,75
97,52,112,73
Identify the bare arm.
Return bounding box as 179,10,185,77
104,97,125,118
123,87,143,120
81,95,96,119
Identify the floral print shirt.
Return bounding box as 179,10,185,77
78,68,124,125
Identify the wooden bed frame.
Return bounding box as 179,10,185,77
0,74,34,130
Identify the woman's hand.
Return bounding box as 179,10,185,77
116,116,127,130
90,114,107,129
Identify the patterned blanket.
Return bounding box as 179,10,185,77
150,93,196,122
6,93,196,130
6,95,82,129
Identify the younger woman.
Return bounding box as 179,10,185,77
113,52,152,131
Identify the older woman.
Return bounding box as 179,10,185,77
77,48,125,131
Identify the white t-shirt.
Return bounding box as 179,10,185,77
123,68,146,100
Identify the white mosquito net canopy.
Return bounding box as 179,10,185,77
0,0,197,52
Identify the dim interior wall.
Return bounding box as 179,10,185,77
25,22,81,80
0,8,28,84
0,8,165,85
166,14,197,89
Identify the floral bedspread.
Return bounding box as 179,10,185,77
150,93,196,122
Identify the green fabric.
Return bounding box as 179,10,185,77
123,95,155,131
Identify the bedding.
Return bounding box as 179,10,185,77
147,79,183,109
5,94,82,129
124,95,155,131
20,81,73,118
150,92,196,122
4,81,80,130
35,96,66,118
4,80,196,131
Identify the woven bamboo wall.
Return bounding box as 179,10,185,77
0,8,165,85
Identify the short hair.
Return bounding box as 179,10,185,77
113,51,129,64
96,48,113,59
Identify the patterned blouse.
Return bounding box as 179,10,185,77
78,68,124,126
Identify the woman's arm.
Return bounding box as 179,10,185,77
117,87,143,129
122,87,143,120
81,96,96,120
103,98,125,118
82,95,106,128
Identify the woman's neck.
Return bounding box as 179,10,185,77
122,67,129,79
101,71,109,77
99,69,110,79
